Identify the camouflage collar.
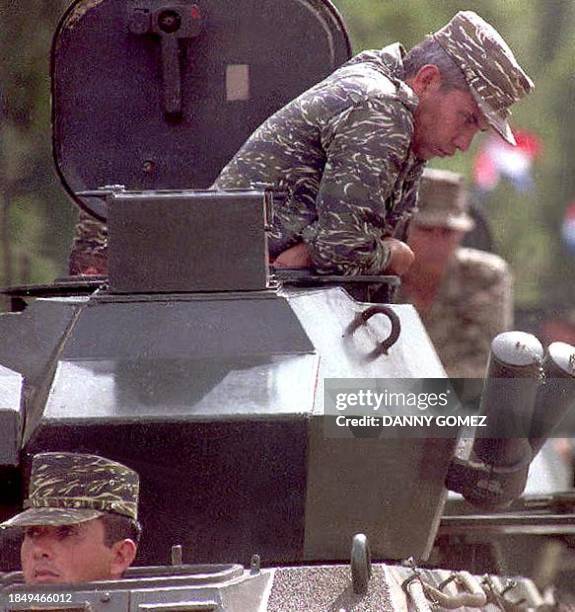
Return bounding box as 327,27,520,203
343,43,419,112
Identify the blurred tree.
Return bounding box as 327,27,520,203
0,0,73,287
534,2,575,307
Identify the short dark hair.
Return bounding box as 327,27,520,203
99,513,142,547
404,36,469,91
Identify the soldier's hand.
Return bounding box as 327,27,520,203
383,238,414,275
272,243,313,268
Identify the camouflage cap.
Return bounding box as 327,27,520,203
433,11,534,146
414,168,474,232
0,452,139,529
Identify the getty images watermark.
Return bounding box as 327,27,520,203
323,379,488,438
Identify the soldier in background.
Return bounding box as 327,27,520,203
69,211,108,276
69,11,533,278
400,169,513,378
0,452,140,585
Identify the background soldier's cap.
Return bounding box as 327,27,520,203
0,452,139,528
433,11,534,146
414,168,474,231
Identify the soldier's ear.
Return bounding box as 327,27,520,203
410,64,442,97
109,539,137,578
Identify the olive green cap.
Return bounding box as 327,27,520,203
414,168,474,231
0,452,139,528
433,11,534,146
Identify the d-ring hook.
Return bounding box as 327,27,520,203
347,305,401,356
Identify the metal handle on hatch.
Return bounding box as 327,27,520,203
128,4,203,117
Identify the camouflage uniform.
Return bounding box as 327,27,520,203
69,211,108,276
400,168,513,378
67,11,532,276
0,452,139,528
417,247,512,378
68,45,425,276
213,12,533,275
213,43,426,275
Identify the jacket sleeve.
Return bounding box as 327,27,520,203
300,98,415,275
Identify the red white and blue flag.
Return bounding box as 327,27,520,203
474,129,541,193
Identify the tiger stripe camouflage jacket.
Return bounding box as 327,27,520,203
213,43,426,275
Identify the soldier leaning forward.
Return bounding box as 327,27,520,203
212,11,532,276
69,11,532,278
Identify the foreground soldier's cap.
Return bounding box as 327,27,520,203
0,452,139,528
414,168,474,231
433,11,534,146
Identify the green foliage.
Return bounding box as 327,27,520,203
0,0,73,286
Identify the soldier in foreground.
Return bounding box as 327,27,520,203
69,11,533,278
0,452,140,585
211,11,532,275
400,169,513,377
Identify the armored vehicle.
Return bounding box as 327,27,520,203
1,0,575,609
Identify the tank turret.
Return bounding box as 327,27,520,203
0,0,452,572
1,0,574,609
